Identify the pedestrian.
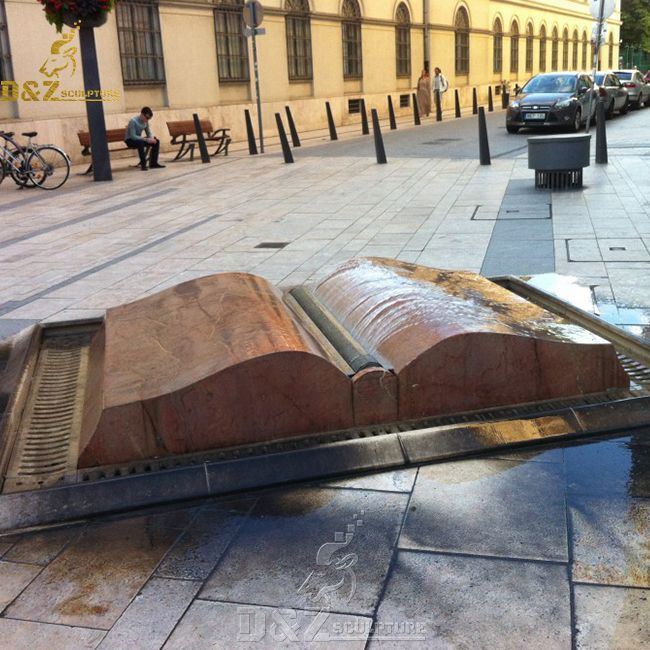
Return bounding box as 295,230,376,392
416,68,432,117
124,106,166,171
432,67,449,112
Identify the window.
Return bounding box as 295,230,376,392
116,0,165,85
510,21,519,73
582,32,588,69
286,0,312,81
395,3,411,77
572,30,578,69
342,0,362,79
562,28,569,69
525,22,533,72
551,27,558,70
608,33,614,69
454,7,470,75
215,0,249,82
539,25,547,72
493,18,503,73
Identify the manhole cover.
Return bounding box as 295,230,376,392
255,242,290,249
421,138,462,145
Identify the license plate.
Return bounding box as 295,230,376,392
524,112,546,120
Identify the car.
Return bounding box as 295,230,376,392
612,69,650,108
644,70,650,84
594,71,630,118
505,72,597,133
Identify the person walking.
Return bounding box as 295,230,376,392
416,69,432,117
124,106,165,171
432,67,449,114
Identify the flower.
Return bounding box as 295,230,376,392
37,0,115,32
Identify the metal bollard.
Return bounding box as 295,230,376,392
285,106,301,147
388,95,397,130
371,108,387,164
192,113,211,164
472,88,478,115
275,113,294,164
478,107,491,166
435,91,442,121
412,93,421,125
595,101,608,165
454,89,461,118
244,109,258,155
325,102,338,141
360,98,370,135
488,86,494,112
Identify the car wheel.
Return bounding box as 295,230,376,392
635,97,643,109
506,125,520,134
606,99,615,119
620,97,629,115
572,107,582,132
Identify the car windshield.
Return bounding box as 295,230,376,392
522,75,577,93
615,71,632,80
595,73,605,84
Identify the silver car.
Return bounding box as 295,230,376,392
594,72,630,118
613,69,650,108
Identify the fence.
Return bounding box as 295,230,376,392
619,46,650,71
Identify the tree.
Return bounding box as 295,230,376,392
621,0,650,49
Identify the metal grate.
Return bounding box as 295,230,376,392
4,333,91,492
399,94,410,108
347,98,361,114
535,169,583,190
618,354,650,390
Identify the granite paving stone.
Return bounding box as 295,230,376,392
200,487,408,615
574,584,650,650
155,499,256,581
0,561,42,611
570,495,650,587
400,458,568,561
0,618,105,649
321,469,418,493
164,599,372,649
98,578,200,649
369,550,571,649
5,514,184,629
2,525,83,566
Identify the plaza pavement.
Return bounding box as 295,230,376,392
0,107,648,648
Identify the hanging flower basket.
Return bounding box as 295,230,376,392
37,0,115,33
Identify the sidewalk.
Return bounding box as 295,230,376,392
0,107,648,648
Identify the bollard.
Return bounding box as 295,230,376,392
371,108,387,164
360,98,370,135
325,101,338,141
478,107,491,166
435,91,442,121
454,89,461,118
285,106,301,147
488,86,494,112
244,109,258,155
501,88,509,109
472,88,478,115
388,95,397,130
275,113,294,164
192,113,211,164
412,93,421,125
595,101,608,165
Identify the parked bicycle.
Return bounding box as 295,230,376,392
0,131,70,190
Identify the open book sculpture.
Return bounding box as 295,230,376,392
78,258,629,467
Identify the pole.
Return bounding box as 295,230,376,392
192,113,211,164
244,109,258,155
325,102,338,140
586,0,605,134
454,89,461,118
250,11,264,153
478,107,491,165
371,108,387,164
285,106,301,147
275,113,294,164
360,98,369,135
595,100,608,164
79,26,111,181
388,95,397,130
412,93,421,125
423,0,430,72
488,86,494,112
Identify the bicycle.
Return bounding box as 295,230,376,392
0,130,71,190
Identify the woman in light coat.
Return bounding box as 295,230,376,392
416,69,432,117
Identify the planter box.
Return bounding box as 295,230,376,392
528,133,591,189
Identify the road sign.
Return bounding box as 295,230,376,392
243,1,264,28
244,27,266,37
591,22,608,45
589,0,615,21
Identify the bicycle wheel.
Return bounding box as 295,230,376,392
28,146,70,190
8,150,34,187
0,161,6,186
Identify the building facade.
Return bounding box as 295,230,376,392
0,0,621,160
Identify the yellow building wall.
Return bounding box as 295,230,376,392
0,0,620,161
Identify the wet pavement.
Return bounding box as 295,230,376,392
0,432,647,648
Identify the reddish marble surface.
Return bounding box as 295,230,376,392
313,258,629,419
78,274,353,467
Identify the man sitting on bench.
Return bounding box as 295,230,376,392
124,106,166,171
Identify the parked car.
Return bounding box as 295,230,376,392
613,69,650,108
506,72,597,133
594,71,630,117
644,70,650,83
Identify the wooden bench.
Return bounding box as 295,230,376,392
77,128,148,175
166,120,231,161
